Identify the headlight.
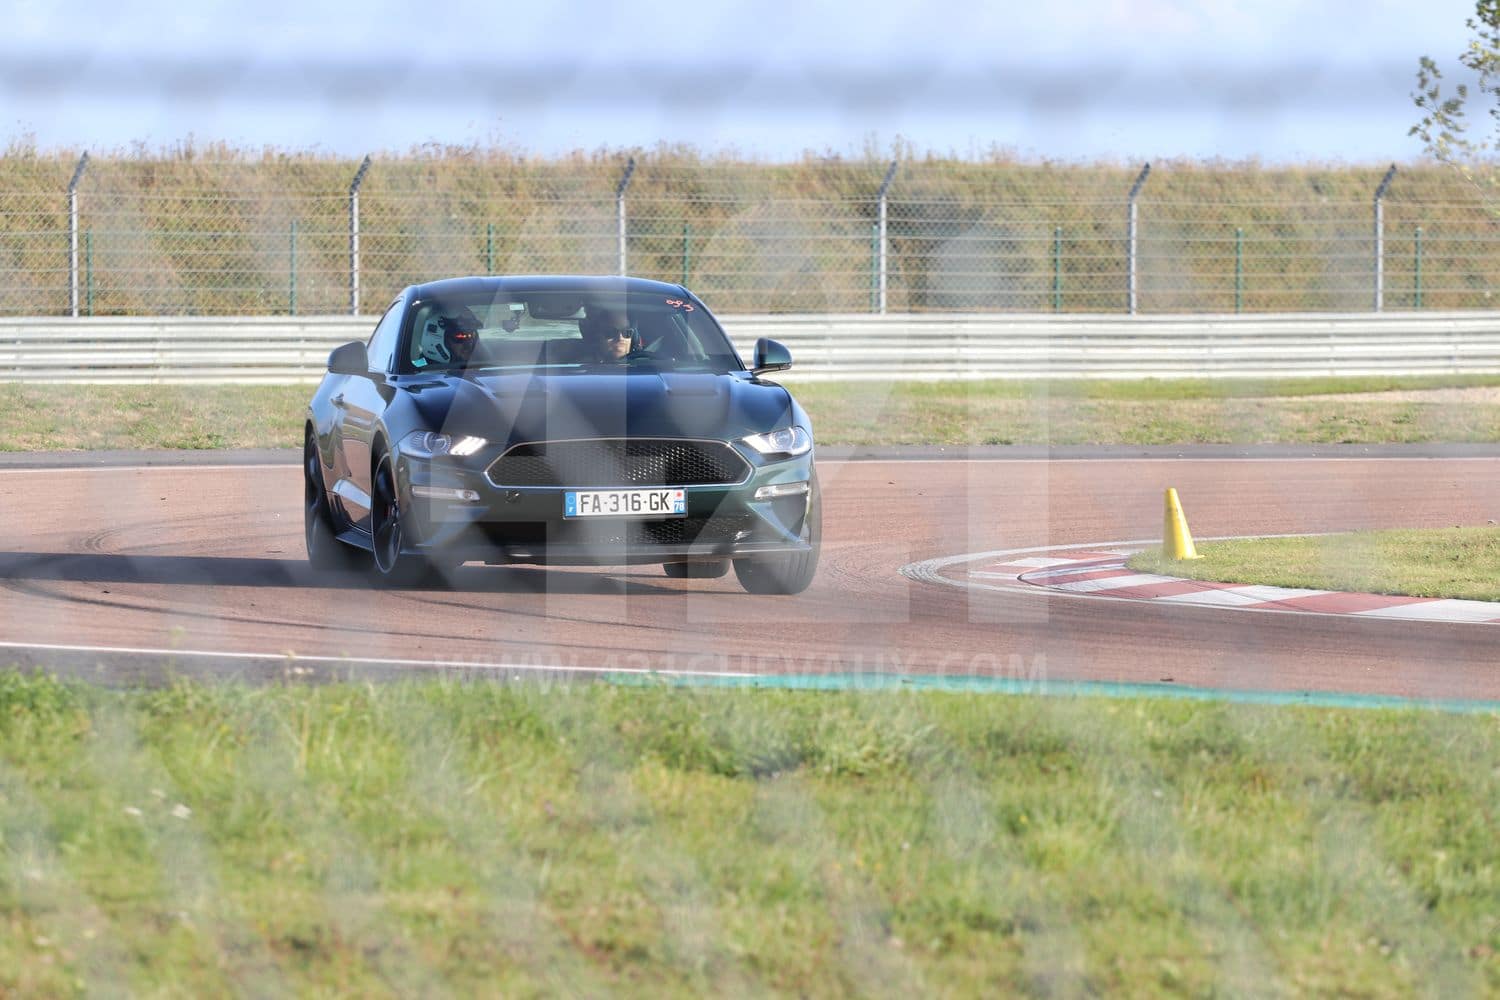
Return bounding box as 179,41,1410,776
742,426,812,458
400,431,487,459
754,481,809,500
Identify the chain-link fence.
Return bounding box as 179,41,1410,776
3,152,1499,316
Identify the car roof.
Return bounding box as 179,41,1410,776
408,274,692,300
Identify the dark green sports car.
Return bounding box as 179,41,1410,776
304,275,819,593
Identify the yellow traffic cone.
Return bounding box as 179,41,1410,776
1163,487,1202,560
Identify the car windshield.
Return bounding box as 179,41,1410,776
398,289,744,375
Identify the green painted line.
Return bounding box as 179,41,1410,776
607,671,1500,715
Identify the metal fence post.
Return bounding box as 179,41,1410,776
876,160,898,314
1414,225,1423,309
1235,227,1244,313
348,155,372,316
1126,163,1151,315
289,220,298,316
67,153,89,317
85,229,93,316
682,223,691,285
870,224,878,311
1052,226,1063,312
486,222,494,274
616,157,636,277
1373,163,1397,312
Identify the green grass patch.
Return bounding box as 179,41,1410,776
1130,526,1500,602
0,384,310,452
793,378,1500,447
7,376,1500,451
0,672,1495,995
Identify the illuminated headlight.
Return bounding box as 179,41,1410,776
741,426,811,458
754,481,810,500
401,431,487,459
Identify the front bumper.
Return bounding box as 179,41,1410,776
395,443,815,566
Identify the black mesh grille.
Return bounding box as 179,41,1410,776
487,439,748,488
596,513,754,546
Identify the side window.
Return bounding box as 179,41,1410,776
365,301,404,373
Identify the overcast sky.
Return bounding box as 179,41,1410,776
0,0,1481,162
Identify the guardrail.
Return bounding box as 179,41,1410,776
3,313,1500,383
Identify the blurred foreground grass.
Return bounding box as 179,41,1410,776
0,672,1495,996
5,376,1500,451
1130,526,1500,602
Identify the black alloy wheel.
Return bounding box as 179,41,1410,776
370,450,438,587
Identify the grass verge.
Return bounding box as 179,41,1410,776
0,672,1495,995
0,384,309,451
6,376,1500,451
1129,526,1500,602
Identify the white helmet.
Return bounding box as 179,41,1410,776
418,315,453,364
417,306,482,366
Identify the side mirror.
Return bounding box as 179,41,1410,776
328,340,369,376
751,337,792,376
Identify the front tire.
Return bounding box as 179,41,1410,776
733,473,821,595
369,449,441,587
305,430,360,573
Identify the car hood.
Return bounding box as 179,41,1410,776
404,370,797,445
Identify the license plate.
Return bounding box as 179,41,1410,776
564,488,687,518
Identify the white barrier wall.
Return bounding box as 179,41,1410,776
4,313,1500,383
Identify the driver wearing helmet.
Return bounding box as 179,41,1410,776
416,306,481,368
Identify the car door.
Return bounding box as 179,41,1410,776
331,299,404,532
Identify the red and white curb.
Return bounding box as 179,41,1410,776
902,540,1500,626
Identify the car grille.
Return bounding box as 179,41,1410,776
486,439,749,488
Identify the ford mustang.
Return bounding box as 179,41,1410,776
304,275,819,593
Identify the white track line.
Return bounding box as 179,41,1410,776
1154,589,1272,608
1352,600,1500,623
897,532,1500,628
1047,573,1182,593
0,640,755,678
1003,556,1093,569
1228,585,1333,603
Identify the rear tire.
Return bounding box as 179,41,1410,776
663,560,730,579
305,430,360,573
733,473,821,595
369,449,442,587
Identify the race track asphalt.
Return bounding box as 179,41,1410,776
2,451,1498,699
